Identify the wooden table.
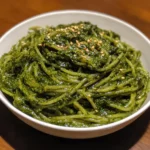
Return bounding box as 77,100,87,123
0,0,150,149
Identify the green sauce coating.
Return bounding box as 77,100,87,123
0,22,149,127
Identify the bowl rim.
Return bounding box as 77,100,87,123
0,10,150,132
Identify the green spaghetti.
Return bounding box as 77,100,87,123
0,22,149,127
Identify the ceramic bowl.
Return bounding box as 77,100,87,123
0,10,150,139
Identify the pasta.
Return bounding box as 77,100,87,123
0,22,149,127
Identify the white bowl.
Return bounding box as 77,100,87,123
0,10,150,139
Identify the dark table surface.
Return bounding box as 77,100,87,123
0,0,150,149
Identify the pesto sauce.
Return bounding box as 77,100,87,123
0,22,149,127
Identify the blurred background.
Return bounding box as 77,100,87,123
0,0,150,37
0,0,150,150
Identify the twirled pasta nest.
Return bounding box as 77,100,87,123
0,22,149,127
